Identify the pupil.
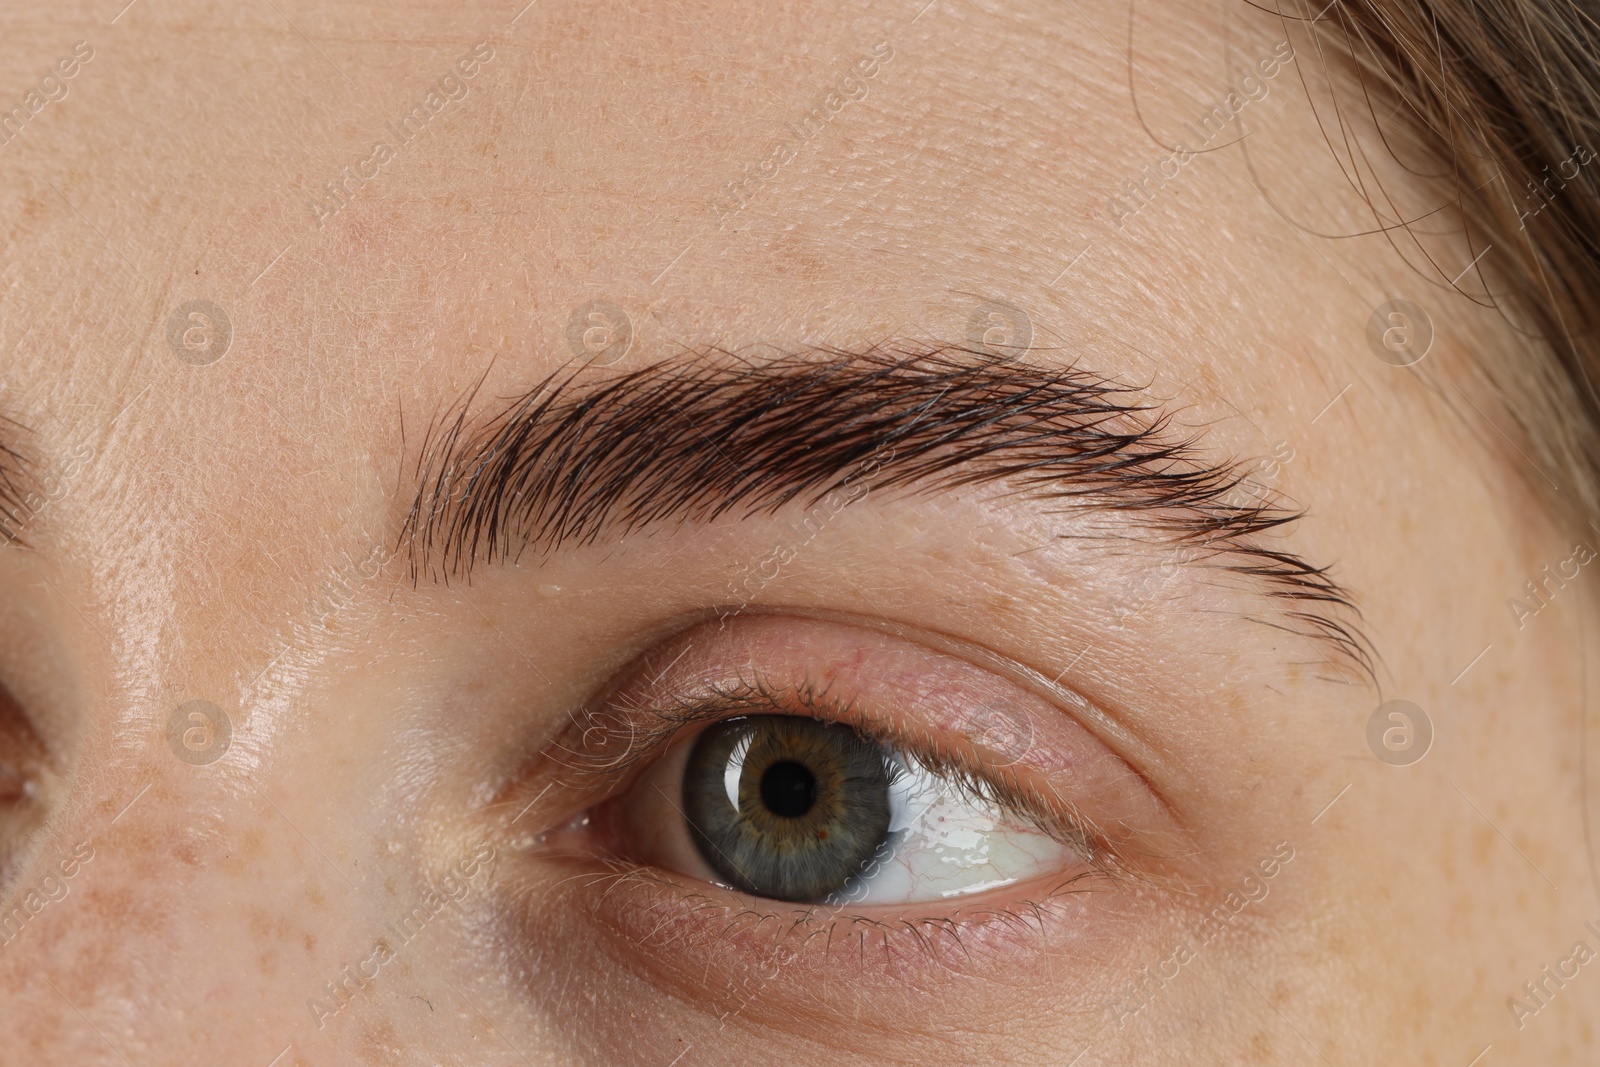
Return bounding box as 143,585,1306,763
759,760,817,818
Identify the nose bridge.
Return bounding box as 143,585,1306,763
0,442,493,1056
0,731,352,1062
0,769,181,1057
4,764,201,964
0,680,512,1066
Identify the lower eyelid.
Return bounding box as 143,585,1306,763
489,803,1175,1058
505,839,1126,1023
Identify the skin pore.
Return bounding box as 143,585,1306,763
0,0,1596,1063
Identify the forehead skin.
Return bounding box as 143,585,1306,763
0,0,1594,1064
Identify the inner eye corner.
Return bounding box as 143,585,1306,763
0,685,59,882
0,684,52,792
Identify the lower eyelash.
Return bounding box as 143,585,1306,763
516,839,1117,980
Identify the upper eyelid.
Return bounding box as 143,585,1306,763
400,347,1375,684
548,663,1142,885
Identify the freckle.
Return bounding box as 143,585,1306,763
307,883,326,909
303,932,316,953
358,1016,402,1065
1247,1029,1274,1059
1475,825,1497,862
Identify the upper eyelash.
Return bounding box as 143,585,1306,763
546,669,1142,889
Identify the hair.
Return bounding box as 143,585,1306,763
1297,0,1600,531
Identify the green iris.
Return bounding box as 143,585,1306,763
681,715,894,903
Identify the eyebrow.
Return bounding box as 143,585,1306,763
403,347,1373,681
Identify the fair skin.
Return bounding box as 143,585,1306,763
0,0,1594,1062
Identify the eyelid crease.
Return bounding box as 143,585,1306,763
401,346,1375,684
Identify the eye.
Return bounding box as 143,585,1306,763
0,683,51,885
521,612,1182,939
617,712,1079,906
497,613,1187,1017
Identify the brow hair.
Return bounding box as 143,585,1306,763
0,415,34,547
402,347,1374,681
